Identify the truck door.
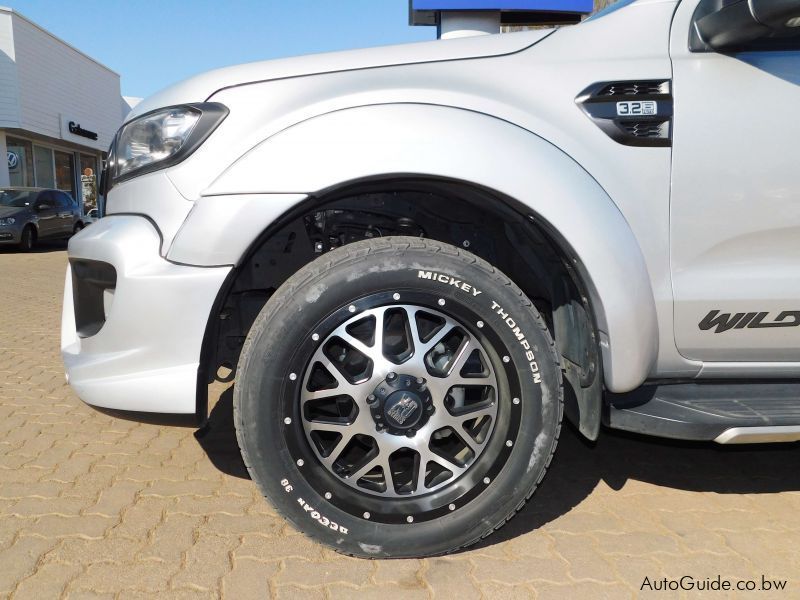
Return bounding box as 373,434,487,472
669,0,800,362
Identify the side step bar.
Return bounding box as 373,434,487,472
605,381,800,444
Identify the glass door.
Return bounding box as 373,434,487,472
54,150,76,199
33,145,55,189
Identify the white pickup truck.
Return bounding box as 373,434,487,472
62,0,800,557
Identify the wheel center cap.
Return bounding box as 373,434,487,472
368,372,433,436
383,390,423,429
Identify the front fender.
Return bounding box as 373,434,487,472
198,104,657,392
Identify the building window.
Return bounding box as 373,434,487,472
54,150,76,198
6,137,34,187
34,145,55,188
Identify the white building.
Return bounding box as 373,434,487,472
0,6,127,209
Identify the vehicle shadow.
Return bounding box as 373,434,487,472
0,240,69,254
194,386,250,479
197,385,800,548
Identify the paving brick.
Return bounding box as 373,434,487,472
0,481,64,499
45,536,146,565
273,586,326,600
276,558,373,587
204,512,283,536
143,479,221,498
532,581,631,599
373,558,423,586
84,480,142,517
591,531,681,556
10,496,88,517
170,494,252,516
551,533,619,583
12,562,82,600
23,514,114,538
236,533,325,561
171,533,240,592
76,560,177,594
479,582,535,600
139,512,202,563
426,558,480,598
472,554,570,585
108,496,172,539
220,557,279,600
64,590,115,600
0,535,57,594
328,584,430,600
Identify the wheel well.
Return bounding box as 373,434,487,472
200,178,603,439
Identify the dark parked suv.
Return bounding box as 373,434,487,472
0,187,87,251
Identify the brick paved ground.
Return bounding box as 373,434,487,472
1,245,798,599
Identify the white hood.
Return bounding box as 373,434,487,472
127,29,554,122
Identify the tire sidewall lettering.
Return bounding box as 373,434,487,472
415,269,543,386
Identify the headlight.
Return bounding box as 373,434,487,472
108,103,228,188
0,217,16,226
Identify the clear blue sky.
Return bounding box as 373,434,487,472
14,1,435,98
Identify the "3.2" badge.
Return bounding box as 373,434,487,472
616,100,658,116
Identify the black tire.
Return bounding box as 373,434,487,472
18,225,35,252
234,236,563,558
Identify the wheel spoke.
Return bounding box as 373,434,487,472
301,388,348,401
456,406,495,424
448,375,493,387
336,331,375,359
421,446,467,477
415,456,427,492
318,357,354,388
372,308,385,355
408,309,455,354
349,454,386,484
305,421,352,432
317,432,352,467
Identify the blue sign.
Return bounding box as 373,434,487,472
411,0,593,12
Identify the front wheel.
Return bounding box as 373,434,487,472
234,237,563,557
18,225,34,252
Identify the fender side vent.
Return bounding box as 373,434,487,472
598,81,670,97
576,80,673,148
619,120,670,139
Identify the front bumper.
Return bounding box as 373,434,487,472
0,226,21,244
61,216,230,414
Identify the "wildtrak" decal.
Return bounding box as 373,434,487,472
699,310,800,333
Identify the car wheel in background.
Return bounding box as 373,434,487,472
18,225,35,252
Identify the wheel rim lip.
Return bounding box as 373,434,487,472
280,289,524,524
